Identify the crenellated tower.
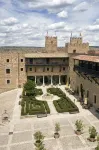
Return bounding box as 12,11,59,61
66,33,89,54
45,36,57,52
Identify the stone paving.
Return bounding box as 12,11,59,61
0,86,99,150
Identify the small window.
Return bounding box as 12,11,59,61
63,67,65,71
7,80,10,84
47,68,49,71
73,50,76,53
6,59,9,62
94,95,96,104
21,59,23,62
30,68,32,71
6,69,10,74
21,68,23,71
51,67,53,72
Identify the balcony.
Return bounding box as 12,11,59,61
74,65,99,78
25,62,69,66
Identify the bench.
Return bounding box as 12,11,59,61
37,114,47,118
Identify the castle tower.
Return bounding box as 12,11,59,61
45,35,57,52
66,33,89,54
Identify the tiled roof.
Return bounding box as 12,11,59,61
73,55,99,63
25,52,68,58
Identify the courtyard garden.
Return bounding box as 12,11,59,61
47,88,79,113
20,80,50,116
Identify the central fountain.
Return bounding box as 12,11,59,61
42,93,53,101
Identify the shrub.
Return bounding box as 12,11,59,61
75,120,84,132
55,123,60,133
89,126,97,139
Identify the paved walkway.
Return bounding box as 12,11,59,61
0,86,99,150
41,86,58,115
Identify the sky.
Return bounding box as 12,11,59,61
0,0,99,47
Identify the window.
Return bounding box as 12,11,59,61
73,50,76,53
21,59,23,62
30,68,32,71
63,67,65,71
94,95,96,104
6,59,9,62
47,68,49,71
6,69,10,74
7,80,10,84
21,68,23,71
35,67,36,72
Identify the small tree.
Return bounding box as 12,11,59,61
89,126,97,139
34,131,46,150
54,123,60,138
75,120,84,134
34,131,45,143
96,135,99,150
24,80,36,96
55,123,60,133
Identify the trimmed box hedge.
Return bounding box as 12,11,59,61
21,87,50,116
48,88,79,113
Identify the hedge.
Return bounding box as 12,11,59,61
43,101,50,114
48,87,79,113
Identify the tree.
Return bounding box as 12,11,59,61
34,131,46,150
75,120,84,135
34,131,45,143
24,80,36,96
89,126,97,140
55,123,60,133
54,123,60,138
96,135,99,150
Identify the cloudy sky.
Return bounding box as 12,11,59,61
0,0,99,47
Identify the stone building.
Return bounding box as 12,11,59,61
0,34,99,108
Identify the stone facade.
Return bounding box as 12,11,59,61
0,35,99,109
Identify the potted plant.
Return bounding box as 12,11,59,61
75,120,84,135
54,123,60,138
95,135,99,150
88,126,97,142
34,131,45,146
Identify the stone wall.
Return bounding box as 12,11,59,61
0,51,18,92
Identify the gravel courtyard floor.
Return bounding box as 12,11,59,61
0,86,99,150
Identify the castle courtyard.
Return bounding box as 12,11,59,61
0,86,99,150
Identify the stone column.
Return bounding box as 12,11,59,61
43,76,45,86
59,75,61,85
35,76,36,84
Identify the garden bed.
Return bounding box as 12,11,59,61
20,81,50,116
47,88,79,113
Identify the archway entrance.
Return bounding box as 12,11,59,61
36,76,43,86
44,76,51,85
53,76,59,85
61,75,67,85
